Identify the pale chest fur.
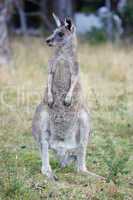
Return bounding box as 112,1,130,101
53,59,71,95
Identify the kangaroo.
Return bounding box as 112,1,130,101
32,15,104,181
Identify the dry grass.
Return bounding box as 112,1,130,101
0,37,133,200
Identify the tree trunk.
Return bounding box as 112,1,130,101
0,8,11,65
54,0,73,20
14,0,27,35
118,0,127,12
105,0,113,41
40,0,53,30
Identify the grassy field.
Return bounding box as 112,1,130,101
0,38,133,200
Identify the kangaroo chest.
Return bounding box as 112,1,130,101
52,59,71,94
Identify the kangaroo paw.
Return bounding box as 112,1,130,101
41,167,58,181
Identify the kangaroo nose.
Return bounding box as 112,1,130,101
46,39,51,44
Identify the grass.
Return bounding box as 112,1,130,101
0,37,133,200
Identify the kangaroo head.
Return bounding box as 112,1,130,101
46,14,76,47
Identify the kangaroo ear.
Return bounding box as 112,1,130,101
64,17,74,31
52,13,61,27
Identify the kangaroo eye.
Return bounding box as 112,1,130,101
58,32,64,37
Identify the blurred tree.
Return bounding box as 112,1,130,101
13,0,27,35
40,0,53,30
40,0,74,29
2,0,131,37
105,0,113,40
0,2,11,64
117,0,127,12
4,0,27,35
6,0,74,33
122,0,133,33
104,0,126,41
54,0,73,20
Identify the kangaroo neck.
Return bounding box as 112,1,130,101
54,38,77,59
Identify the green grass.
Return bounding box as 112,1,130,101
0,38,133,199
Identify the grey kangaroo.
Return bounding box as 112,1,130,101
32,14,104,181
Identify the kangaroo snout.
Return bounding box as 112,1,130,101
46,37,54,46
46,38,51,44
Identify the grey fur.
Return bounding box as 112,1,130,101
32,18,104,181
